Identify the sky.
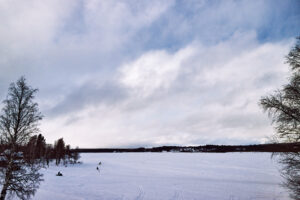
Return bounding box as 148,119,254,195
0,0,299,148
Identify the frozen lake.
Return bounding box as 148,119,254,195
34,153,290,200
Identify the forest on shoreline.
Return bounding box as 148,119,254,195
75,142,300,153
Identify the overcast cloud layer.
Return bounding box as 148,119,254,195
0,0,299,147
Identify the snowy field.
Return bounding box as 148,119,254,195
33,153,290,200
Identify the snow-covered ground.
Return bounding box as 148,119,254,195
34,153,290,200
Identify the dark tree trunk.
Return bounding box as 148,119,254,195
0,183,8,200
0,166,12,200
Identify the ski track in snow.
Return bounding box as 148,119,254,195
27,153,290,200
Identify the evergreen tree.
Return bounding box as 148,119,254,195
25,135,37,163
54,138,65,165
35,134,46,160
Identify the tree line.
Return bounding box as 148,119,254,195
75,143,300,153
23,135,80,166
0,135,80,168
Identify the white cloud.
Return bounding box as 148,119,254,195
39,34,293,147
119,46,195,97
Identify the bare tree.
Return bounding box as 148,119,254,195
261,37,300,199
260,37,300,142
70,147,80,164
275,152,300,199
0,77,43,200
0,150,43,200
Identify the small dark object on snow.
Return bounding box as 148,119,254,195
98,162,102,165
96,167,99,170
56,171,63,176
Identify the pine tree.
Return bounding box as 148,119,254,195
54,138,65,165
35,134,46,160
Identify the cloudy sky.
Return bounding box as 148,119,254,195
0,0,299,148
